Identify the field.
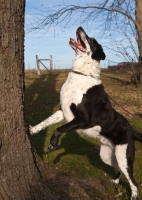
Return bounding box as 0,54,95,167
25,69,142,200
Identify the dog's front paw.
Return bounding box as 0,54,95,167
48,144,57,151
29,125,34,135
29,125,39,135
110,178,119,184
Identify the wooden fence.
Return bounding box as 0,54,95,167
36,55,53,75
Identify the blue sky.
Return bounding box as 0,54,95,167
25,0,137,69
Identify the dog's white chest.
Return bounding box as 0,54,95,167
60,72,101,122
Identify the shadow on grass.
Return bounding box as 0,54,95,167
25,73,60,155
52,131,117,179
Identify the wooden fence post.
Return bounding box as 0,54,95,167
50,55,53,74
36,55,40,75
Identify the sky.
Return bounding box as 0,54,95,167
25,0,137,70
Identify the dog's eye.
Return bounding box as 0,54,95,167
91,39,94,43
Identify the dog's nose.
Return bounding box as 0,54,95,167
77,27,84,32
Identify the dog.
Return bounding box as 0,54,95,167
30,27,142,200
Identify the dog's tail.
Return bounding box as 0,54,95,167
133,130,142,143
29,110,64,135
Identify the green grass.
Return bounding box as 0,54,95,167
25,69,142,199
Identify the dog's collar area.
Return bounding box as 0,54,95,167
72,70,87,76
72,70,101,80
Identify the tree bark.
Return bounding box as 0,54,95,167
135,0,142,62
0,1,57,199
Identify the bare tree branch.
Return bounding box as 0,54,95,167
31,4,137,30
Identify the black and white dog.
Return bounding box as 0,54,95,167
30,27,142,200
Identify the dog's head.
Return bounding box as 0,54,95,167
69,27,106,61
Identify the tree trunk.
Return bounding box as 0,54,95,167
0,1,57,199
135,0,142,62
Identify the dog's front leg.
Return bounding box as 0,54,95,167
29,110,64,135
48,118,86,150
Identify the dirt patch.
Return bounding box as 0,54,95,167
36,154,117,200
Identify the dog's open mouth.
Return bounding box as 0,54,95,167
70,31,86,52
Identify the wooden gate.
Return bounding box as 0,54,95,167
36,55,53,75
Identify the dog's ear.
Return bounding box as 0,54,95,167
91,44,106,61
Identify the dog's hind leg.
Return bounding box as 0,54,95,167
115,143,137,200
29,110,64,135
110,171,123,185
100,143,122,184
48,117,86,150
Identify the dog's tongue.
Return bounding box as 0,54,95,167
70,38,86,52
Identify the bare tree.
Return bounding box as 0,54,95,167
0,0,58,199
31,0,142,62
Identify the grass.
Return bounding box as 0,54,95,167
25,69,142,199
